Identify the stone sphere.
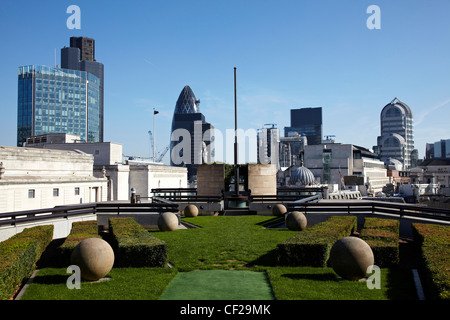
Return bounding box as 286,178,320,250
70,238,114,281
329,237,374,281
285,211,307,231
272,204,287,216
158,212,179,231
184,204,199,217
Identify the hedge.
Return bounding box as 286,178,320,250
108,217,167,267
277,216,357,267
0,225,54,300
57,220,101,266
360,217,399,267
412,223,450,300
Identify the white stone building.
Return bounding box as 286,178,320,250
409,158,450,194
0,146,108,213
25,133,188,201
303,143,389,195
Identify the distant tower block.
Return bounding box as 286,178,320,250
170,86,215,181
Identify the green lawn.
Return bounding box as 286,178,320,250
150,215,298,270
21,215,418,300
20,267,177,300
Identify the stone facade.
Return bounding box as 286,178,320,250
248,164,277,195
0,146,108,213
196,164,225,196
128,164,188,199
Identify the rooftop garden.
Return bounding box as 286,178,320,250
13,215,425,301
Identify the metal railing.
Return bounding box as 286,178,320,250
249,194,321,203
0,201,179,227
286,200,450,223
0,203,97,227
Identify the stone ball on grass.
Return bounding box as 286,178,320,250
158,212,179,231
70,238,115,281
285,211,307,231
329,236,374,281
272,204,287,216
184,204,199,217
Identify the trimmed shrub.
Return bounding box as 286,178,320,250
109,217,167,267
0,225,53,300
412,223,450,300
360,217,399,267
277,216,357,267
58,220,101,266
363,217,399,233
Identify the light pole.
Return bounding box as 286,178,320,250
234,67,239,196
153,108,159,162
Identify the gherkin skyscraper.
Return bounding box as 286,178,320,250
170,86,214,180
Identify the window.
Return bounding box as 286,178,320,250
75,187,80,195
53,188,59,197
28,189,35,199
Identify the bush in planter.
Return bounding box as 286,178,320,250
360,218,399,267
57,220,101,266
412,223,450,300
276,216,357,267
0,225,53,300
109,217,167,267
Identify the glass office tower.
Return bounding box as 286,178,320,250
61,37,105,142
284,107,323,145
17,65,100,146
170,85,214,180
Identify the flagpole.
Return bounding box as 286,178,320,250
153,108,156,162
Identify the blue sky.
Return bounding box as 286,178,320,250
1,0,449,164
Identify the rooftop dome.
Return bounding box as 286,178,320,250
174,85,200,114
290,164,316,186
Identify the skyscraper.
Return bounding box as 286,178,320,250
17,65,100,146
284,107,323,145
257,124,279,165
61,37,104,142
170,86,214,180
376,98,416,170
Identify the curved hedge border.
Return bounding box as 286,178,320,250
57,220,101,266
109,217,167,267
412,223,450,300
360,217,399,267
276,216,357,267
0,225,53,300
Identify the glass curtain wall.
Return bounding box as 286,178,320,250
17,65,100,146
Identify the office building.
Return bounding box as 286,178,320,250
376,98,417,170
304,143,389,195
284,107,322,145
17,65,100,147
170,86,214,180
279,132,308,168
257,124,279,165
61,37,105,142
425,139,450,159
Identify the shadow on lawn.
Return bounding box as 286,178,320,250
247,249,279,267
32,274,67,285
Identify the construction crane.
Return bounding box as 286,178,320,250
156,146,169,162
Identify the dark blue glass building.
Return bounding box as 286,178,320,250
284,107,323,145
